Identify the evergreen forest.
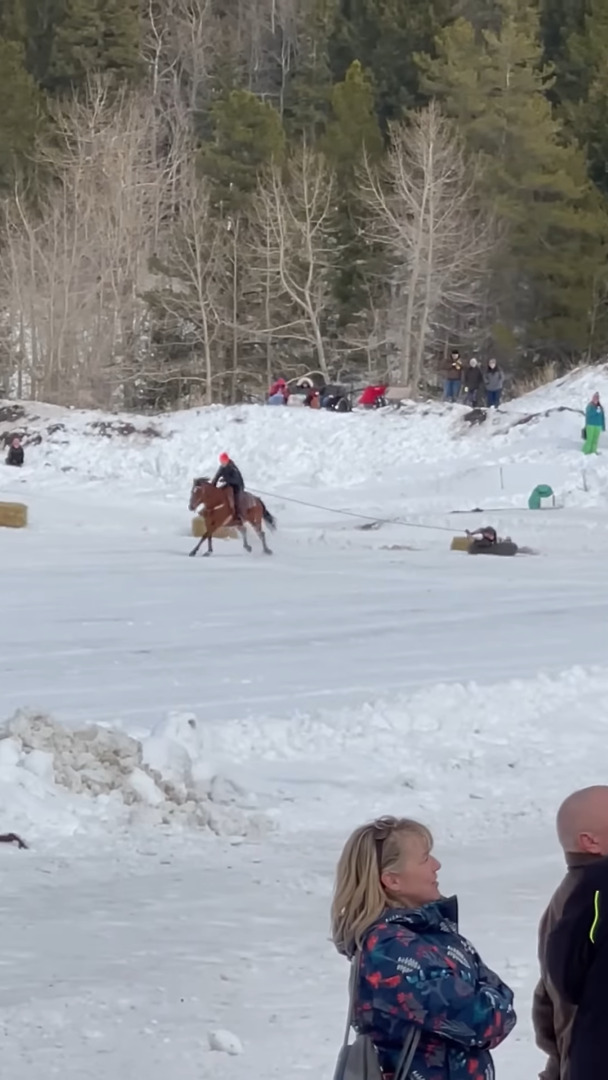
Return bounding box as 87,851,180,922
1,0,607,406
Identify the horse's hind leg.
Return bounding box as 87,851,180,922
239,525,252,553
255,523,272,555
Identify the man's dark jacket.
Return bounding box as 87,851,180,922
211,461,244,490
546,855,608,1080
6,445,24,467
464,365,484,392
533,852,600,1080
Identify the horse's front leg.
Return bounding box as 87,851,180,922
189,532,207,557
239,525,252,553
203,533,214,557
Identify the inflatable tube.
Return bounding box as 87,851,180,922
528,484,554,510
468,540,518,556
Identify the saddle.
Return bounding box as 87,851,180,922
218,484,254,524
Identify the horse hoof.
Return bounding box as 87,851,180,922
264,548,273,556
202,551,211,558
245,545,252,553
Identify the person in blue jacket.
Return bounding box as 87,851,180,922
331,816,516,1080
582,392,605,455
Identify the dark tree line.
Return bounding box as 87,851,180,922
0,0,606,408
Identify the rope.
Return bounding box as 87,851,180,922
250,487,457,533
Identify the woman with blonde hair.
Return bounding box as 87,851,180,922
331,817,516,1079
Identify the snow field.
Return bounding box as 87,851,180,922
0,366,607,1077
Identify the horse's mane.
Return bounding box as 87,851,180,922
193,476,210,485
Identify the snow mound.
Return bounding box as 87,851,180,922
0,709,269,840
208,1029,244,1055
203,666,608,840
514,363,608,411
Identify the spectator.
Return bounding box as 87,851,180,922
6,436,24,467
533,786,608,1080
443,349,463,403
463,358,484,407
582,392,604,454
546,852,608,1080
331,815,516,1080
267,377,289,405
484,360,504,408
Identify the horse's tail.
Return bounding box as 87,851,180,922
260,500,277,531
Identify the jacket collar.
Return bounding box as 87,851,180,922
383,895,459,931
565,851,604,870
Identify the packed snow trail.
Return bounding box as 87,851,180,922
3,500,608,732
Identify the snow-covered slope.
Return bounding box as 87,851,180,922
1,364,605,510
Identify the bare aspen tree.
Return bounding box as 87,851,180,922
339,296,392,381
150,162,230,406
362,102,492,392
143,0,217,116
253,145,339,378
1,83,177,406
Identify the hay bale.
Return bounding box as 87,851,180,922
450,535,471,552
191,517,237,540
0,501,27,528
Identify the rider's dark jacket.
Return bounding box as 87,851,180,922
212,461,244,490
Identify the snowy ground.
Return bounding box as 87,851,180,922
1,367,608,1077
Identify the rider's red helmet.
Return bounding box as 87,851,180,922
219,452,230,465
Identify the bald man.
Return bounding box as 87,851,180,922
533,786,608,1080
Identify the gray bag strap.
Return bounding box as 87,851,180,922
340,952,360,1045
342,952,420,1080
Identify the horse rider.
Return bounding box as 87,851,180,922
211,452,245,525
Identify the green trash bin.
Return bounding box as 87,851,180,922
528,484,554,510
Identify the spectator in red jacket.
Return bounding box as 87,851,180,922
358,384,387,409
268,378,289,404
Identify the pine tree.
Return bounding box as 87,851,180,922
417,0,608,356
199,90,286,211
283,0,337,140
321,60,382,177
539,0,588,104
45,0,103,92
328,0,452,126
565,0,608,196
97,0,141,81
198,90,286,399
320,61,383,320
39,0,140,93
0,36,42,186
0,0,28,42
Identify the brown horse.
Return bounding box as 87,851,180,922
188,478,276,557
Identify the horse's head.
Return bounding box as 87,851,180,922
189,477,210,512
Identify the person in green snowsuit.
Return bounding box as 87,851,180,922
583,392,605,454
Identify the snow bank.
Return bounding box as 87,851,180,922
201,666,608,841
0,709,268,840
514,363,608,411
0,398,472,491
1,365,607,512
